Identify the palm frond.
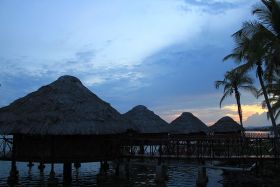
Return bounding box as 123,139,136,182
215,80,226,89
233,63,254,75
219,89,231,108
240,85,258,97
223,82,232,93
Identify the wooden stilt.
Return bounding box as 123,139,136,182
27,161,34,168
8,141,19,184
63,162,72,184
74,162,81,169
38,161,45,171
196,166,208,187
48,162,58,185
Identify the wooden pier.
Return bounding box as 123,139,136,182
1,134,279,162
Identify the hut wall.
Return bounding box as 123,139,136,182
14,135,121,163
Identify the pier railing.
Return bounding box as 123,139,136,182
120,135,280,160
1,134,279,161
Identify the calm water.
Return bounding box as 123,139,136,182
0,160,223,187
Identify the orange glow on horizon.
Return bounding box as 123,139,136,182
160,104,267,125
222,104,267,121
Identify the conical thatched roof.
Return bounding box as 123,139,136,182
169,112,209,134
0,75,136,135
209,116,244,133
123,105,168,133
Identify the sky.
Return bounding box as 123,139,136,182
0,0,271,127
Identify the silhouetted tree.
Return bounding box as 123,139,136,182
224,0,280,137
215,70,257,128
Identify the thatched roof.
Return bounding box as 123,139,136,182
169,112,209,134
209,116,244,133
123,105,168,133
0,75,136,135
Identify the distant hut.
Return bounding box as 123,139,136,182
0,75,135,180
209,116,244,134
123,105,169,134
169,112,209,135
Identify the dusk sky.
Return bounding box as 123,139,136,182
0,0,271,126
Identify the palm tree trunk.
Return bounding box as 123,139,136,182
257,64,279,138
234,90,243,128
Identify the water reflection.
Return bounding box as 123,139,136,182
0,160,224,186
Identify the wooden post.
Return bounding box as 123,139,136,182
50,163,55,176
227,139,230,158
115,159,129,179
38,161,45,171
115,161,119,177
63,162,72,184
27,161,34,168
156,164,164,183
155,162,168,183
99,161,106,175
158,144,162,165
8,160,19,183
48,162,58,185
196,140,199,159
50,136,55,176
74,162,81,169
259,139,263,159
176,140,179,158
211,140,214,159
196,166,208,187
140,144,144,154
8,136,18,184
140,143,144,161
48,136,58,185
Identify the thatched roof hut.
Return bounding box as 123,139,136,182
169,112,209,134
123,105,168,133
209,116,244,134
0,75,135,135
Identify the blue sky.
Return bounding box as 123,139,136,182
0,0,270,126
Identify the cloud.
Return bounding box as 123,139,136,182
75,51,95,64
0,0,261,128
0,49,95,77
83,76,106,85
0,0,253,79
245,112,280,127
245,113,270,127
0,0,254,71
182,0,255,14
223,104,267,120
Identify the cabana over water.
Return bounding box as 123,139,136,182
0,76,243,163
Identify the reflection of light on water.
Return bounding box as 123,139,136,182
245,131,271,138
0,160,223,187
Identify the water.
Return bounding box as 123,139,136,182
0,160,223,187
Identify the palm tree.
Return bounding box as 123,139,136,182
223,0,280,137
261,73,280,120
215,70,257,128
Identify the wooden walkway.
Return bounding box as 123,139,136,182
119,134,280,161
122,154,278,161
1,134,279,161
